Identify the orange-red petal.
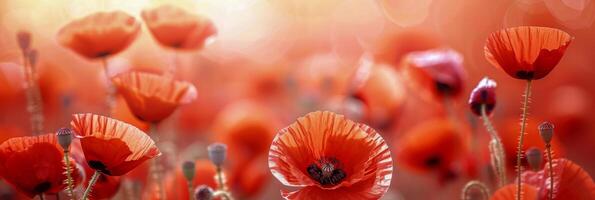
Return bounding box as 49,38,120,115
522,158,595,199
491,184,538,200
484,26,573,80
57,11,140,59
112,71,197,123
70,113,160,176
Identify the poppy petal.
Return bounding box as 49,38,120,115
522,158,595,199
491,184,538,200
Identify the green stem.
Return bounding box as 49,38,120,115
516,80,532,200
546,144,553,200
63,151,75,199
480,104,507,187
82,171,100,200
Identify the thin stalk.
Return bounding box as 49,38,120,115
461,180,489,200
516,80,532,200
546,143,553,200
101,58,115,116
480,104,507,187
22,50,43,135
215,167,230,200
81,171,100,200
165,51,178,78
187,180,193,200
63,151,75,199
149,124,165,200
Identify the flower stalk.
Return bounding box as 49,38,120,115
81,171,100,200
516,80,532,200
480,104,506,187
17,31,44,135
101,58,115,116
149,123,165,200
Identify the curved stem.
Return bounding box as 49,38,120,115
480,104,507,187
213,190,234,200
63,151,75,199
546,144,553,200
82,171,100,200
461,180,490,200
516,80,532,200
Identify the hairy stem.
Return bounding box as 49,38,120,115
461,180,490,200
516,80,532,200
546,144,553,200
149,124,165,200
63,151,75,199
213,190,234,200
82,171,100,200
101,58,115,116
215,167,230,200
480,104,507,187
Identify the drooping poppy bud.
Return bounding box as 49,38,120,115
468,77,497,116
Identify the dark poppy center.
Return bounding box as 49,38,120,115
435,81,454,95
33,181,51,194
307,157,346,186
88,160,112,175
515,70,534,80
425,154,442,168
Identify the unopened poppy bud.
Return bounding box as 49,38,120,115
182,161,195,182
16,31,31,51
469,77,497,116
194,185,213,200
207,143,227,167
28,49,38,67
526,147,542,171
56,128,73,151
538,121,554,144
405,48,465,97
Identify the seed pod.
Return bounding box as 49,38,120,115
538,121,554,144
56,127,73,151
526,147,543,171
182,161,195,182
207,143,227,167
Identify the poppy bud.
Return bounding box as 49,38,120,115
207,143,227,167
194,185,214,200
526,147,542,171
16,31,31,51
56,127,73,151
182,161,195,182
538,121,554,144
468,77,497,116
28,49,38,67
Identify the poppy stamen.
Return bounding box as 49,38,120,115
88,160,111,175
307,157,347,186
33,182,51,194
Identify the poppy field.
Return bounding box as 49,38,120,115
1,0,595,200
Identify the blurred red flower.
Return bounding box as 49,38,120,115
0,134,80,198
491,184,538,200
484,26,573,80
373,28,441,68
269,111,393,199
112,71,197,123
522,158,595,199
141,5,217,50
57,11,140,59
70,113,161,176
148,159,218,200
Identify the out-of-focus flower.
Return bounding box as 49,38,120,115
0,134,80,198
373,28,441,68
491,184,538,200
484,26,573,80
350,62,406,128
403,48,466,100
70,113,161,176
112,71,197,123
269,111,393,199
522,158,595,199
141,5,216,50
396,119,468,175
468,77,497,116
148,160,218,200
57,11,140,59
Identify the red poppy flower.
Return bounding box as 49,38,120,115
70,113,161,176
141,5,217,50
402,48,466,99
0,134,80,198
350,62,405,127
57,11,140,59
484,26,573,80
111,71,197,123
396,119,468,174
522,158,595,199
269,111,393,199
491,184,538,200
373,28,441,68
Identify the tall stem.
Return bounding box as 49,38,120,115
480,104,507,187
149,123,165,200
101,58,115,116
63,152,75,199
546,144,553,200
82,171,100,200
23,50,43,135
187,180,193,200
215,167,230,200
516,80,532,200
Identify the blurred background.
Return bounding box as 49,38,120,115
1,0,594,199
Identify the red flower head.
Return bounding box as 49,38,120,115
141,5,217,50
522,158,595,200
403,48,466,99
468,77,497,116
269,111,393,199
0,134,80,198
57,11,140,59
70,113,161,176
491,184,538,200
112,71,197,123
484,26,573,80
396,119,468,175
